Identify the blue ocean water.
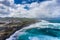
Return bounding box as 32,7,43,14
6,20,60,40
18,28,60,40
46,19,60,23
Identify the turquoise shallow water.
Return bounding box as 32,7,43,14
6,21,60,40
17,28,60,40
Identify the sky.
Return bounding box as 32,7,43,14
14,0,45,4
0,0,60,19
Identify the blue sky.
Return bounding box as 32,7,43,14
14,0,45,4
0,0,60,19
14,0,46,10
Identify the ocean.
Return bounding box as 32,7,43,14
6,20,60,40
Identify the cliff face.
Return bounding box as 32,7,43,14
0,18,38,40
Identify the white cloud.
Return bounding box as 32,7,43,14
0,0,4,1
10,0,60,18
0,0,60,18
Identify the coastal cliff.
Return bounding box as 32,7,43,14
0,18,38,40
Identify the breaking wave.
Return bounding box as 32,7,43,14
6,20,60,40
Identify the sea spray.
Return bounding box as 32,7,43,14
6,20,60,40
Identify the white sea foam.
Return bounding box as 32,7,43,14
6,20,60,40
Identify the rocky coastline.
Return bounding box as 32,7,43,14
0,18,38,40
